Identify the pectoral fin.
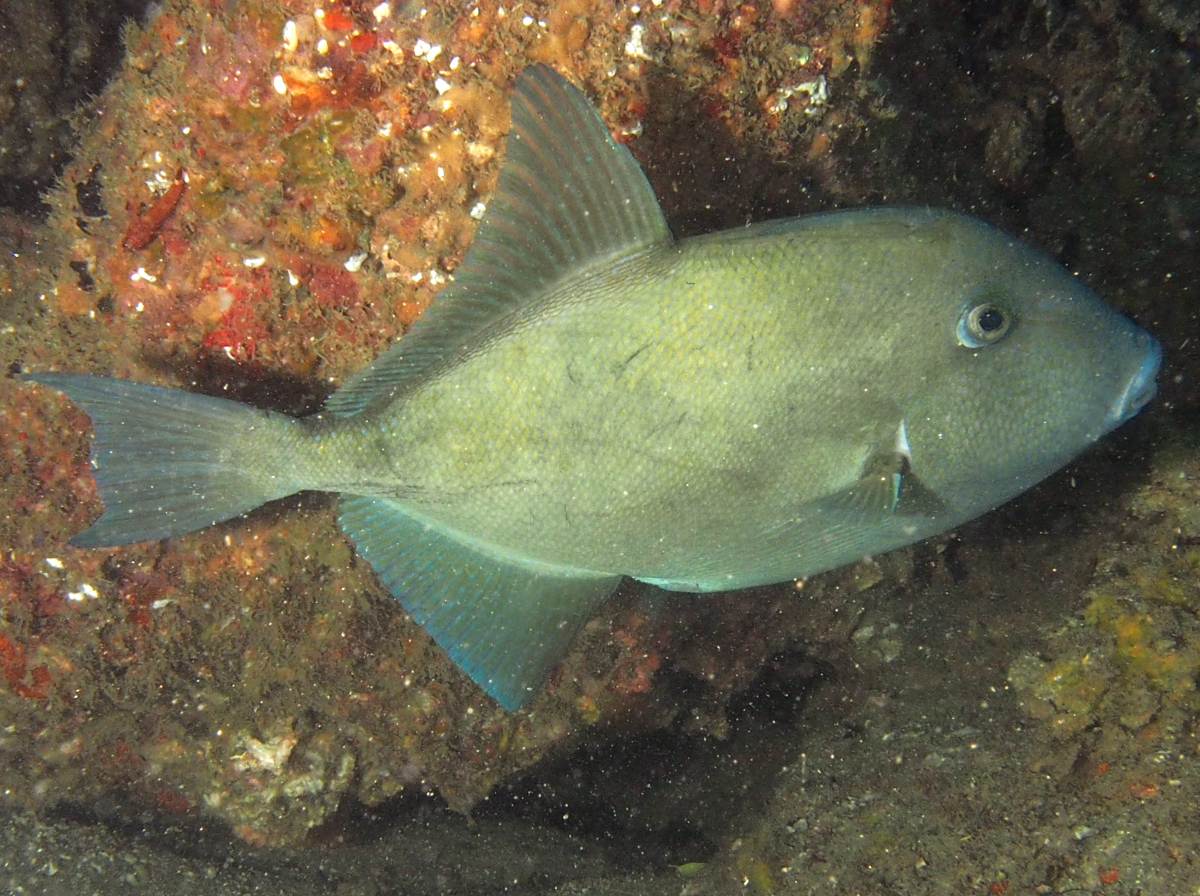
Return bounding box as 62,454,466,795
826,421,946,520
339,496,620,710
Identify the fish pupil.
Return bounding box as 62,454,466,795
977,308,1005,332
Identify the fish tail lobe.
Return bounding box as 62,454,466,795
26,372,303,547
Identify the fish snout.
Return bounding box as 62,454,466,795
1108,330,1162,428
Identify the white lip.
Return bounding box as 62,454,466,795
1106,333,1162,431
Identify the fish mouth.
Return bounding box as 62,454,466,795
1107,331,1162,428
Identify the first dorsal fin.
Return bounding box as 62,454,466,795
326,64,672,417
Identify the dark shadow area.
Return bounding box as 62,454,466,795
634,65,828,239
0,0,157,217
475,649,833,871
53,794,276,864
53,785,448,859
137,349,334,417
43,780,647,895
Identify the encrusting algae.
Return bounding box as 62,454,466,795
1010,438,1200,809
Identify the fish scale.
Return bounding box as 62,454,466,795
25,65,1160,709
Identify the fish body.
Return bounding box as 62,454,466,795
27,66,1161,708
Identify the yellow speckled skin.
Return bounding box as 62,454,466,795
283,209,1157,591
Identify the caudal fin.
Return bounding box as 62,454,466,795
26,372,302,547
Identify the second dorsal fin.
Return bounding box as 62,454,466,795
326,64,672,417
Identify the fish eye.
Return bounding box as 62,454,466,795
957,302,1012,348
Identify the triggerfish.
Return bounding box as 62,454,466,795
26,65,1161,709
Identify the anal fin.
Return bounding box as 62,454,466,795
339,496,620,710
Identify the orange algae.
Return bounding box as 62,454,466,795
529,0,594,72
436,81,509,140
1085,593,1197,698
399,126,472,199
851,0,891,69
52,262,98,316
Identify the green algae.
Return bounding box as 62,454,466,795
281,111,357,186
